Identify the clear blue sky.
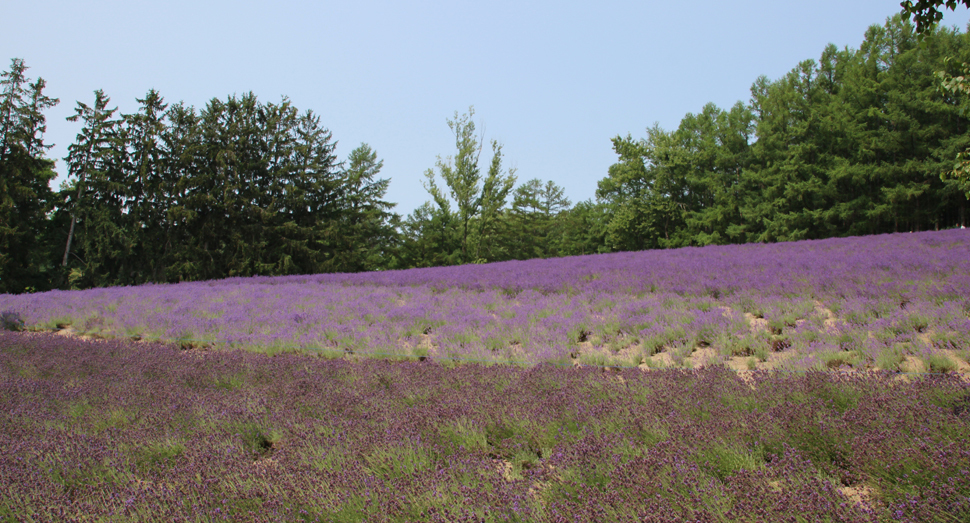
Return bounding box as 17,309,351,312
3,1,970,216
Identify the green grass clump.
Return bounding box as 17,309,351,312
234,422,281,458
439,418,489,452
364,442,437,479
875,347,906,371
133,438,186,472
694,442,764,481
924,352,957,373
818,350,864,369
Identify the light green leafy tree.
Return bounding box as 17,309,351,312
422,107,516,263
902,1,970,200
938,60,970,198
901,1,970,34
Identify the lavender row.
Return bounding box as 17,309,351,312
2,331,968,522
2,231,969,370
209,229,970,298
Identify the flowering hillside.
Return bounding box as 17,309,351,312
2,230,969,371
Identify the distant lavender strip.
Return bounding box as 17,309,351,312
2,230,969,369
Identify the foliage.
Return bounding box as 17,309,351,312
600,16,970,249
901,0,970,34
937,59,970,198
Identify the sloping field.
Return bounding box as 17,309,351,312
1,231,970,521
3,230,970,372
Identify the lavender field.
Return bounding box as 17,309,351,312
3,230,970,372
2,331,969,522
2,231,970,521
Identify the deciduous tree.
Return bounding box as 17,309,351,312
422,107,516,264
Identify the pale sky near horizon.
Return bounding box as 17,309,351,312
3,1,970,216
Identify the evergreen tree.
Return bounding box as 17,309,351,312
325,143,399,272
175,94,341,280
0,58,58,293
557,200,610,256
160,102,203,281
121,89,170,283
501,178,572,259
399,201,460,268
60,90,125,287
286,108,340,273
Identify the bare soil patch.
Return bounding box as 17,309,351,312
814,300,841,332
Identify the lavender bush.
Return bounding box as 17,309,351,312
0,311,23,331
2,331,968,522
1,230,969,370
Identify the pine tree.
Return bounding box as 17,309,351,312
0,59,58,293
326,143,398,272
60,90,124,287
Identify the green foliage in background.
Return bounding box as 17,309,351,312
4,14,970,292
597,16,970,251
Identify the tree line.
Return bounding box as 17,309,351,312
598,15,970,251
1,15,969,294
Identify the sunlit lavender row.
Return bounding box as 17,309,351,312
3,230,970,370
2,331,968,522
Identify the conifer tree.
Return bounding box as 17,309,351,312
0,58,58,293
61,90,124,287
122,89,170,282
501,178,571,259
325,143,398,272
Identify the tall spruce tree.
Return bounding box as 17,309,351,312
120,89,170,283
61,90,125,287
160,102,203,281
325,143,398,272
0,58,58,293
